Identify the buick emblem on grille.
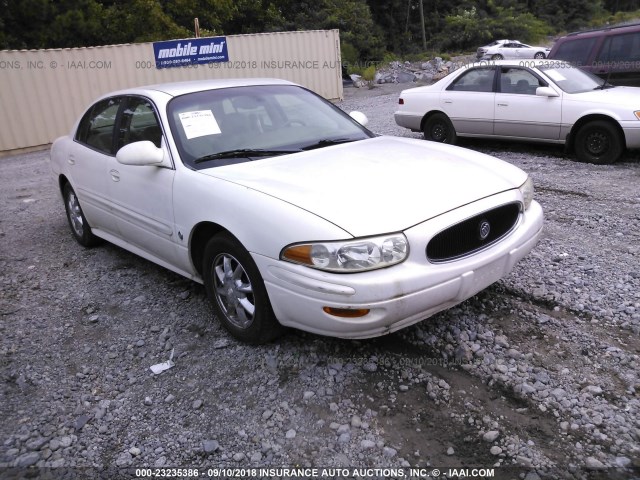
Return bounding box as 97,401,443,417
478,219,491,240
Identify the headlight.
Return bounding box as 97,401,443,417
281,234,409,272
519,176,534,210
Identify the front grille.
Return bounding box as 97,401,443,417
426,203,521,262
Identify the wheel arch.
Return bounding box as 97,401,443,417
189,221,235,277
58,174,71,195
567,114,625,151
420,110,451,131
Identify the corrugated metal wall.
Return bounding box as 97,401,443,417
0,30,343,153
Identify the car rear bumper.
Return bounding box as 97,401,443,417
394,111,422,132
254,196,544,339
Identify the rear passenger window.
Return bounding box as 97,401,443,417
76,97,123,154
553,37,598,66
448,67,496,92
597,32,640,63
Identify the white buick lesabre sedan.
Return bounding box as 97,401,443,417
51,78,543,344
395,59,640,164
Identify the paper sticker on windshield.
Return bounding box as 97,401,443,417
544,70,566,82
179,110,221,139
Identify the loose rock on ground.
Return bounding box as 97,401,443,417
1,82,639,478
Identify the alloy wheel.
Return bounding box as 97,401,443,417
67,191,84,237
212,253,255,329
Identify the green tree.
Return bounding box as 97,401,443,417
604,0,640,13
0,0,191,49
2,0,628,55
160,0,235,34
273,0,384,61
49,0,106,47
1,0,61,49
101,0,190,44
431,2,552,51
528,0,605,31
219,0,287,33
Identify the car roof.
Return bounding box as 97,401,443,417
460,59,569,69
101,77,298,100
561,21,640,39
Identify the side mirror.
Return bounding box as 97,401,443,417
349,111,369,126
536,86,559,97
116,141,165,166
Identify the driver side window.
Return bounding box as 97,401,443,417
118,97,163,151
499,68,545,95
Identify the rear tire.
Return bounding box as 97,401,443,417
203,233,283,344
534,52,546,59
574,120,623,164
423,113,457,144
63,183,100,247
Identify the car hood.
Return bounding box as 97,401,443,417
569,86,640,105
198,136,527,237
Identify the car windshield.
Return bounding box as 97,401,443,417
167,84,373,169
538,64,610,93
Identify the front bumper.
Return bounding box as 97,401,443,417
253,190,544,339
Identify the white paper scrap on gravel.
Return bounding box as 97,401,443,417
150,348,175,374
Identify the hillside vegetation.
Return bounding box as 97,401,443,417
1,0,639,62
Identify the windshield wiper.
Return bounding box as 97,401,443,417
194,148,300,164
301,138,358,151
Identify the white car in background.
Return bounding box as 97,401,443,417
50,78,543,344
477,41,550,60
395,59,640,164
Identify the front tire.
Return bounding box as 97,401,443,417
574,120,623,164
534,52,546,59
491,54,504,60
63,183,100,247
423,113,457,144
203,233,283,344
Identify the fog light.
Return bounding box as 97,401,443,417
322,307,370,318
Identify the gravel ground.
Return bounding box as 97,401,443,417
1,82,640,479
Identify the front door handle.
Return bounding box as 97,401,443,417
110,169,120,182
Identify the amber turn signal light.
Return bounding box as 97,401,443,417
322,307,370,318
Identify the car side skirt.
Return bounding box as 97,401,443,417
90,228,202,283
457,132,566,145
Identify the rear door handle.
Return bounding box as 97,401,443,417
497,103,509,107
68,155,75,165
110,169,120,182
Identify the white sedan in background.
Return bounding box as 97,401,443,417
51,78,543,344
476,41,550,60
395,59,640,164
